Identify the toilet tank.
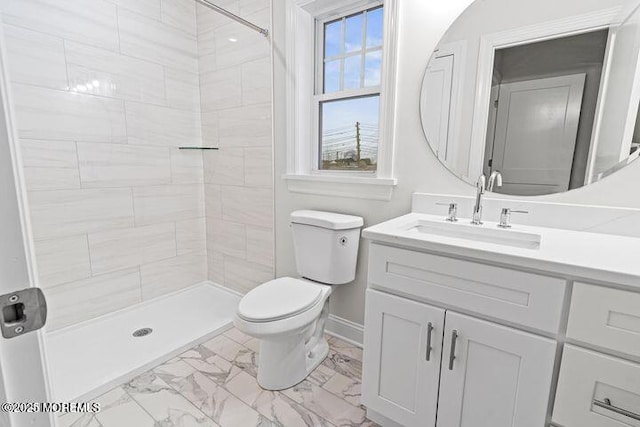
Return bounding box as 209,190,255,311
290,210,364,285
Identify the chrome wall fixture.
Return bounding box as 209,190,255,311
194,0,269,38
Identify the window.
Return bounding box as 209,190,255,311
316,5,384,172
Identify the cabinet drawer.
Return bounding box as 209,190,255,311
567,283,640,359
368,243,566,333
554,345,640,427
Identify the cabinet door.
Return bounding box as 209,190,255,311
437,312,556,427
362,290,445,427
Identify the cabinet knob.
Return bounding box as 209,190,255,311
448,330,458,370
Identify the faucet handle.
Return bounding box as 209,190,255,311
436,202,458,222
498,208,528,229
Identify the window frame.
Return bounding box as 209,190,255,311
312,3,383,175
283,0,398,201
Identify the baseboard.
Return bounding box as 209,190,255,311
325,314,364,347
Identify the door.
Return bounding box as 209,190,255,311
437,312,556,427
362,290,445,427
421,54,454,161
490,74,586,195
0,35,52,426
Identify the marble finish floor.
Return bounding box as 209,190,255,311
58,328,377,427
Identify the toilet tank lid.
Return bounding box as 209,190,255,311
290,210,364,230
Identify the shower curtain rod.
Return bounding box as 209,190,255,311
194,0,269,38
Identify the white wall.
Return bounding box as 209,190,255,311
273,0,640,326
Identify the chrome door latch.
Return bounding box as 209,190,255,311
0,288,47,339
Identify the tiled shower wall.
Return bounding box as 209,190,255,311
197,0,275,294
0,0,208,331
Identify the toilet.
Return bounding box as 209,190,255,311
233,210,363,390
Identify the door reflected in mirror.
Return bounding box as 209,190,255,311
420,0,640,196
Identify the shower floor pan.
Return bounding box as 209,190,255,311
45,282,240,402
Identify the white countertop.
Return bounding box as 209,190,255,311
363,213,640,289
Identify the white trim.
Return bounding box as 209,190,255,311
325,314,364,347
283,173,397,200
467,6,623,182
0,19,55,426
284,0,398,198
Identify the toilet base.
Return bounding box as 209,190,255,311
256,300,330,391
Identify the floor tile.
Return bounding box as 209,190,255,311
281,380,367,426
124,371,219,426
323,372,362,407
70,328,376,427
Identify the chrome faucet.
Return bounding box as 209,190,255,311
471,171,503,225
488,171,503,192
471,174,486,225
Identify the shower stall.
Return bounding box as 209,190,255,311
0,0,274,424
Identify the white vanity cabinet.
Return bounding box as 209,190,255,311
553,283,640,427
363,286,557,427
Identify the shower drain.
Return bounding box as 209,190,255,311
132,327,153,338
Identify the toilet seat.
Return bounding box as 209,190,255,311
237,277,325,322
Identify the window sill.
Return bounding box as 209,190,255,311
283,174,397,201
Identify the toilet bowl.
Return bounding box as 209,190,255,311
233,210,363,390
234,277,332,390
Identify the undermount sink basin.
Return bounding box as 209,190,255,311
405,218,542,249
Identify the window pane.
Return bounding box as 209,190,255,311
366,7,384,48
343,55,361,90
324,20,342,57
364,50,382,86
320,95,380,171
345,13,363,53
324,59,341,93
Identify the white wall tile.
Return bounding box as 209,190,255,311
24,167,80,191
214,20,269,69
207,250,225,285
223,255,273,293
199,66,242,111
77,142,171,188
12,84,127,142
171,148,204,184
204,184,222,219
246,225,273,267
34,235,91,288
21,139,80,190
0,0,119,51
20,139,77,168
3,25,67,90
201,110,219,146
241,56,271,106
28,188,134,239
203,147,244,185
244,146,272,187
133,184,205,226
88,223,176,274
45,268,141,331
165,68,201,111
161,0,197,36
176,217,206,255
118,8,198,73
207,218,246,258
218,103,271,147
140,251,206,300
126,101,202,147
110,0,161,19
65,40,166,104
221,185,273,228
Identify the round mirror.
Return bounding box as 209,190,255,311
420,0,640,196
